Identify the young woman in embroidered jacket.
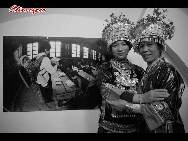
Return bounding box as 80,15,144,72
96,13,170,133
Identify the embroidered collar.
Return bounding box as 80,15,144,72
110,58,132,70
146,57,165,74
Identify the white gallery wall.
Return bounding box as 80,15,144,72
0,8,188,133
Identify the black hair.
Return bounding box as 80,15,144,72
38,40,51,53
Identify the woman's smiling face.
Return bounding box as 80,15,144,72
111,40,130,60
138,41,161,65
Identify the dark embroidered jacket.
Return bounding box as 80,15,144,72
140,57,185,133
97,59,146,133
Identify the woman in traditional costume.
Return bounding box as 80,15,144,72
131,8,185,133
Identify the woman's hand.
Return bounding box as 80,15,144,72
140,89,170,103
106,99,128,111
101,83,124,100
106,99,141,113
109,86,125,95
103,83,124,95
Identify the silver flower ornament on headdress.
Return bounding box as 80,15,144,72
132,8,175,53
102,13,135,51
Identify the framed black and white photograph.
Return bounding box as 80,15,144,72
3,36,106,112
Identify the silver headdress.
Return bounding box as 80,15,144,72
132,8,175,53
102,13,135,51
